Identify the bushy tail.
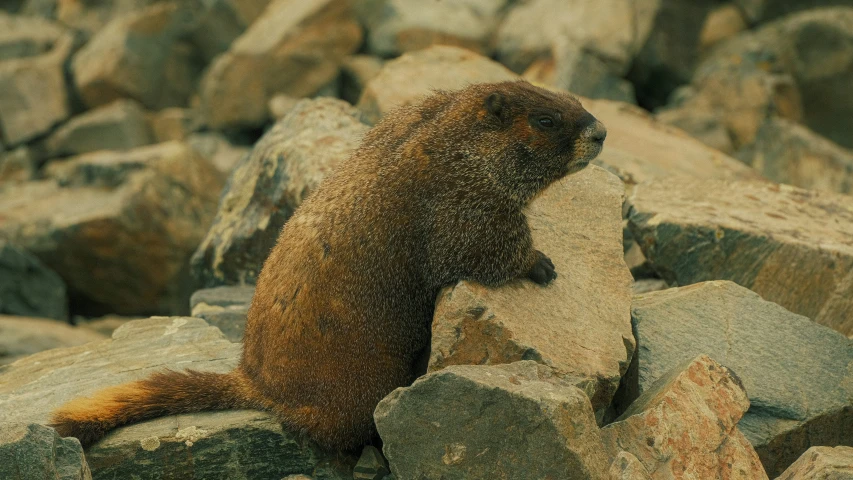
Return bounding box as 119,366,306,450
50,369,256,447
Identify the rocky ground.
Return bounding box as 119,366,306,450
0,0,852,479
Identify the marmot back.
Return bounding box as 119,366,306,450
51,80,607,450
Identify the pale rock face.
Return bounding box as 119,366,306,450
776,446,853,480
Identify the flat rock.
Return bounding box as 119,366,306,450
357,45,517,124
0,11,66,61
0,423,91,480
199,0,362,129
429,165,633,419
190,286,255,342
45,99,154,157
374,361,611,480
627,178,853,335
630,281,853,477
0,34,72,145
0,315,105,366
71,3,202,110
0,142,223,316
601,355,768,480
191,98,367,288
0,316,354,479
777,446,853,480
0,240,66,320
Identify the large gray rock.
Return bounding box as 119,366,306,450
374,361,611,480
0,142,223,316
627,177,853,335
191,98,367,288
429,166,634,420
629,281,853,477
0,315,106,366
0,11,66,61
199,0,362,129
0,317,355,480
189,286,254,342
602,355,768,480
0,423,91,480
777,446,853,480
45,100,155,157
0,240,67,320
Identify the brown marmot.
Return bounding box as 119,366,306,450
51,80,607,450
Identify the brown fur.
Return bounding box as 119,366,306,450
50,80,606,450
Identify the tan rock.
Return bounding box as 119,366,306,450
199,0,362,129
627,178,853,335
0,11,66,61
699,4,748,51
340,54,384,104
0,315,106,366
150,107,202,143
429,165,633,419
357,45,517,124
55,0,160,34
777,446,853,480
45,99,155,157
188,0,273,61
186,132,250,175
609,451,652,480
0,146,38,184
601,355,768,480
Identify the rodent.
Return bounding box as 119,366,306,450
50,80,607,450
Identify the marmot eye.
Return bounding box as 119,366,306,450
538,117,554,128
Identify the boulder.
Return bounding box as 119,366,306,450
601,355,768,480
374,361,611,480
149,107,202,143
357,45,517,124
698,4,747,52
187,0,273,62
0,34,72,145
0,316,355,479
0,240,67,320
191,98,367,288
0,423,91,480
199,0,362,129
0,11,66,61
627,178,853,335
629,281,853,477
0,146,39,184
742,117,853,195
186,132,250,175
71,3,202,110
340,54,384,105
608,451,652,480
189,285,254,342
429,166,633,420
45,100,155,157
359,0,510,56
0,315,106,366
0,142,223,316
777,446,853,480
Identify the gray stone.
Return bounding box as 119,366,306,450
0,315,106,366
734,0,853,24
374,361,611,480
0,423,91,480
188,0,272,62
551,43,636,103
429,166,634,421
0,11,66,60
191,98,367,288
190,286,255,342
776,446,853,480
630,281,853,477
45,100,155,157
627,178,853,336
0,317,355,479
0,240,67,320
353,445,389,480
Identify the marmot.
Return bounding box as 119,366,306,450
51,80,607,450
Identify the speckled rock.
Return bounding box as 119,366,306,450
375,361,610,480
0,240,67,320
627,178,853,335
45,100,155,157
777,446,853,480
0,424,91,480
601,355,768,480
191,98,367,288
630,281,853,477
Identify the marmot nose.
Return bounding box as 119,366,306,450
587,121,607,145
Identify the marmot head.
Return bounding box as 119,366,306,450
472,81,607,203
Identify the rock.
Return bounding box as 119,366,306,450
0,240,67,320
74,314,140,337
189,286,254,342
0,34,72,145
0,315,106,366
374,361,611,480
429,166,633,419
777,446,853,480
267,94,300,120
0,316,355,479
357,45,517,124
0,146,39,183
629,281,853,477
627,178,853,335
353,445,389,480
0,142,223,316
150,107,202,143
360,0,510,56
199,0,362,129
549,42,636,103
699,4,747,52
45,100,154,157
186,132,249,175
191,98,367,288
0,423,91,480
631,278,668,295
0,11,66,61
53,0,161,34
340,55,384,105
742,117,853,195
734,0,852,24
601,354,768,480
71,3,203,110
188,0,273,62
609,451,652,480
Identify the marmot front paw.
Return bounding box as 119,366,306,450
527,250,557,285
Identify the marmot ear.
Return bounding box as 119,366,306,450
485,92,506,122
